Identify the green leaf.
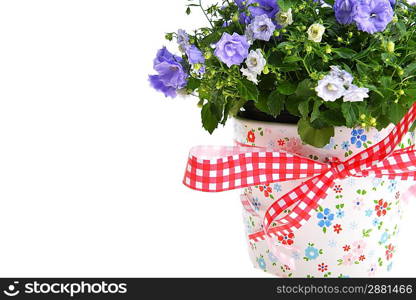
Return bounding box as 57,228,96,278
277,0,293,10
380,76,392,88
296,79,315,98
321,109,346,126
201,102,221,134
298,100,310,119
396,21,406,37
237,80,259,101
298,119,335,148
285,95,303,117
283,56,303,63
200,31,223,48
187,77,201,90
277,81,297,95
333,48,357,59
267,91,285,117
388,103,406,124
255,94,271,114
227,98,246,117
406,89,416,97
404,62,416,77
311,101,322,122
341,102,360,127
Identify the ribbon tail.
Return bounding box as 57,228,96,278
248,170,337,242
359,148,416,180
183,145,328,192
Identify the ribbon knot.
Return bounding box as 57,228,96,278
183,102,416,242
329,158,350,180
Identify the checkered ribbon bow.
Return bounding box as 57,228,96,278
183,103,416,243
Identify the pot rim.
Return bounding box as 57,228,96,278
233,115,298,127
233,115,398,132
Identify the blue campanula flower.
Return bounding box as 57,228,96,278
353,0,393,34
214,32,250,67
246,14,276,41
186,45,205,65
176,30,206,74
235,0,279,23
177,29,190,53
334,0,358,25
149,47,188,98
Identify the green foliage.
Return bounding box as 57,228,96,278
298,118,335,148
163,0,416,147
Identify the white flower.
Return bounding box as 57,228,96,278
307,23,325,43
329,65,353,86
406,0,416,6
240,49,266,84
315,75,346,102
241,68,259,84
343,85,369,102
246,49,266,74
276,9,293,27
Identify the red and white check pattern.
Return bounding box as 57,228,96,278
184,103,416,242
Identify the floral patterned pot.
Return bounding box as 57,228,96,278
234,117,415,278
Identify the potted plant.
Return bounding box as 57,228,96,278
149,0,416,277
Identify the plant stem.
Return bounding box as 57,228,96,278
199,0,214,28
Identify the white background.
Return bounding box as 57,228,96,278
0,0,415,277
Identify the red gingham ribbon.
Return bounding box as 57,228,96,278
183,103,416,242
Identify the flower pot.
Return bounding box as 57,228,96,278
234,117,415,278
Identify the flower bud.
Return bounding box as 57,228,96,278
232,13,239,23
348,32,353,38
325,45,332,54
204,51,212,59
274,30,280,37
397,68,404,76
263,65,270,74
337,37,343,42
386,41,395,53
305,45,312,53
360,114,366,120
398,90,405,95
